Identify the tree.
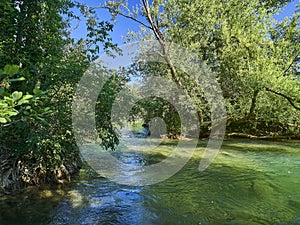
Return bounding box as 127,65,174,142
101,0,300,136
0,0,116,194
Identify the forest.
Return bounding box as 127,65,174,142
0,0,299,195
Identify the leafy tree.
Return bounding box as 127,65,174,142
0,0,116,193
102,0,300,137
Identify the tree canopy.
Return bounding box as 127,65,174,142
103,0,300,137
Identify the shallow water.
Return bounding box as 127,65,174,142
1,139,300,225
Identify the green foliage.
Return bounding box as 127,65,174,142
0,0,117,188
4,64,19,75
95,72,129,149
0,64,35,124
108,0,300,136
130,96,182,138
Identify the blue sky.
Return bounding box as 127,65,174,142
71,0,299,45
273,0,299,20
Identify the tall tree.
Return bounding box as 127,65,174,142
102,0,300,136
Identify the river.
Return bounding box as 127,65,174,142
1,139,300,225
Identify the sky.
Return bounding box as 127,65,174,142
273,0,299,20
70,0,141,45
71,0,299,46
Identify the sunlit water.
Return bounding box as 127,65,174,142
1,139,300,225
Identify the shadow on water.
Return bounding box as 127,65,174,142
1,138,300,225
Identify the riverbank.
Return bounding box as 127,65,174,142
226,132,300,140
0,148,82,196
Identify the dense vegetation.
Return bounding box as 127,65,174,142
0,0,115,194
114,0,300,138
0,0,299,194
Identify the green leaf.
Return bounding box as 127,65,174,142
17,95,33,105
36,116,45,122
0,117,7,123
8,77,26,82
4,65,19,75
4,97,14,106
12,91,23,101
7,110,18,116
33,88,42,95
22,95,33,100
17,99,29,105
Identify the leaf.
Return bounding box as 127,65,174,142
4,97,14,106
12,91,23,101
18,98,30,105
36,116,45,122
33,88,42,95
18,100,29,105
22,95,33,100
4,65,19,75
8,77,26,82
0,117,7,123
7,110,18,116
43,107,52,114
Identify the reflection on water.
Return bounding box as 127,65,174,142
1,139,300,225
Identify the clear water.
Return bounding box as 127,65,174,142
1,139,300,225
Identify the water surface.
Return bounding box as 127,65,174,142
1,139,300,225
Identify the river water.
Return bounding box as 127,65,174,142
1,139,300,225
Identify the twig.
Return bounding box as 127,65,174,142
93,5,153,30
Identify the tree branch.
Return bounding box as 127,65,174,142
94,5,153,30
141,0,165,46
279,51,300,77
248,89,259,116
265,87,300,110
141,0,203,122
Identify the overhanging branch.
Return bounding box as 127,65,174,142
265,87,300,110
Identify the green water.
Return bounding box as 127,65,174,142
1,139,300,225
